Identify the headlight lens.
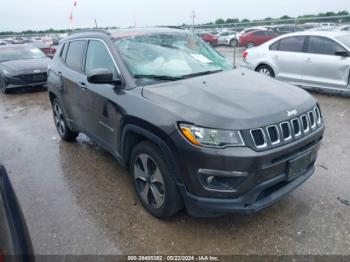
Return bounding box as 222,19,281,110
2,69,14,76
179,123,245,147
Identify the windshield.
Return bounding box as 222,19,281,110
114,32,232,79
336,35,350,49
0,46,47,62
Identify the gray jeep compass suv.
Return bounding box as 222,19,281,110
47,28,324,218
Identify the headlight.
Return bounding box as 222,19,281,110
2,69,14,76
179,123,245,147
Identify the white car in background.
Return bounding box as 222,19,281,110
216,31,238,46
241,31,350,95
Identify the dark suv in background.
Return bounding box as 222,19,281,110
47,28,324,218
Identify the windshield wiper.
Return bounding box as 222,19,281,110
180,69,223,79
133,74,184,81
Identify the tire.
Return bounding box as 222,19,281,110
230,39,238,47
130,141,183,218
52,98,79,141
256,65,275,78
247,42,255,48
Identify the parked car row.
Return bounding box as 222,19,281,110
197,23,350,48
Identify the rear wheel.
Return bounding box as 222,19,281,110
256,65,275,78
52,98,79,141
130,141,183,218
247,42,255,48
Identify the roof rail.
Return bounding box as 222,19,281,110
68,28,111,36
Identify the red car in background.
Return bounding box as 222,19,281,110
197,33,218,46
239,30,278,48
29,41,56,58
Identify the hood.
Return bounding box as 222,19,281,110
1,58,50,74
142,69,316,130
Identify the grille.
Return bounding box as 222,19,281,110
17,73,47,83
250,106,322,149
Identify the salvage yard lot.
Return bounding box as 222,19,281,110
0,48,349,255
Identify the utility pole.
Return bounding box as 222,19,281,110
190,10,196,31
94,19,98,28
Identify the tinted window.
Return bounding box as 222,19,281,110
336,35,350,49
65,40,86,71
307,36,347,55
60,43,68,61
254,31,266,36
278,36,305,52
270,41,279,50
85,40,117,77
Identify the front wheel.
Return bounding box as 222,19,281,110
256,65,275,78
52,98,79,141
130,141,183,218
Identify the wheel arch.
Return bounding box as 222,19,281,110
255,62,276,74
120,121,183,183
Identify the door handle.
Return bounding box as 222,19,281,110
305,57,312,63
78,82,87,90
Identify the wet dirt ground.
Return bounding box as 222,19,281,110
0,54,350,255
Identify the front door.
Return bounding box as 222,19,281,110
301,36,350,90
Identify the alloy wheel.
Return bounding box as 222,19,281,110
134,153,165,209
259,68,271,76
53,103,66,136
247,42,255,48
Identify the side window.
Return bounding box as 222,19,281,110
254,31,265,36
269,41,280,50
307,36,346,56
65,40,86,72
278,36,305,52
60,43,68,61
85,40,117,77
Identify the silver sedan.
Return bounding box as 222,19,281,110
241,31,350,95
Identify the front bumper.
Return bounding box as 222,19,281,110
169,125,324,217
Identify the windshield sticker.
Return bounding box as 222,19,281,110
190,54,213,64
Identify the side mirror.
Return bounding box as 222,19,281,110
334,50,349,57
87,68,122,85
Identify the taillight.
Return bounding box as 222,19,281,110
243,51,248,59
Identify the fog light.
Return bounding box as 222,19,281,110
198,169,248,192
206,176,215,184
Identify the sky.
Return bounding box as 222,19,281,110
0,0,349,31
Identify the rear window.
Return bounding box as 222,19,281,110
65,40,86,71
278,36,305,52
269,41,279,50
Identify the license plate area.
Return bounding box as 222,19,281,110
32,74,45,82
287,152,311,181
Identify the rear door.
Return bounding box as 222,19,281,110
269,36,306,84
301,36,350,89
60,40,88,129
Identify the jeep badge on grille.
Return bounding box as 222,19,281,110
287,110,298,117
